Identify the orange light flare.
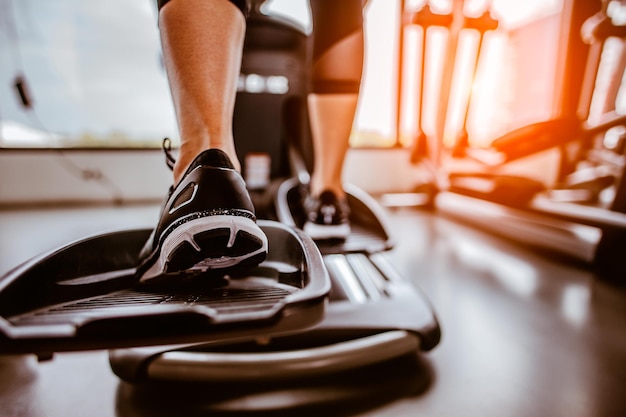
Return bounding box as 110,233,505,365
454,29,509,150
402,21,507,151
397,2,510,150
398,0,565,153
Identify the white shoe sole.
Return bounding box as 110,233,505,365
303,222,351,240
140,215,268,282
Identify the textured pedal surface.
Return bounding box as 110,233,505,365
8,278,296,327
0,221,329,354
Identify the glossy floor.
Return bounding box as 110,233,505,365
1,202,625,417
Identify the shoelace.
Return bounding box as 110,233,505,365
320,204,336,224
162,138,176,171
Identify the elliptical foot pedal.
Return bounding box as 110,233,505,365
109,250,440,384
0,221,330,355
275,177,394,253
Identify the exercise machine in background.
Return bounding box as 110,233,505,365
398,0,626,279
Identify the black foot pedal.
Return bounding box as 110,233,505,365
0,221,329,355
275,178,394,254
109,251,440,384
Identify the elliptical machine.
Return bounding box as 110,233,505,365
109,1,440,384
0,1,440,385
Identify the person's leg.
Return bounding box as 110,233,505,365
308,0,364,198
137,0,268,282
308,95,358,198
159,0,246,183
304,0,365,239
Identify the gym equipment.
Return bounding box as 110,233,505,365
450,5,499,157
109,249,439,383
275,178,394,254
0,1,441,384
0,222,329,357
108,3,439,384
401,0,626,278
402,2,453,165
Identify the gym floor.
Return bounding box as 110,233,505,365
0,201,625,417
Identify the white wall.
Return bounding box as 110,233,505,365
0,148,423,206
0,150,171,205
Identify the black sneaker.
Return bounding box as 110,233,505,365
137,145,268,282
303,190,351,240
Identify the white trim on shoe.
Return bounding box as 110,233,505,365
139,215,268,282
303,221,351,240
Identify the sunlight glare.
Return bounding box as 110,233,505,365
398,0,564,149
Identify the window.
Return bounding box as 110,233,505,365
0,0,400,149
0,0,176,148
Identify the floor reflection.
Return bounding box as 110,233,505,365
0,355,44,417
115,353,434,417
3,205,626,416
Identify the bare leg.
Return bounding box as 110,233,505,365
303,16,363,239
308,93,359,198
137,0,267,282
159,0,245,184
308,15,364,199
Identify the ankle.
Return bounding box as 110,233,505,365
309,180,345,199
172,147,198,185
173,143,240,184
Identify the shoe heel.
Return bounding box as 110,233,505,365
162,215,268,274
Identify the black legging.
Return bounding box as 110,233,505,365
157,0,365,95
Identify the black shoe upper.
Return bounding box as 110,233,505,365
304,190,350,227
139,148,257,263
